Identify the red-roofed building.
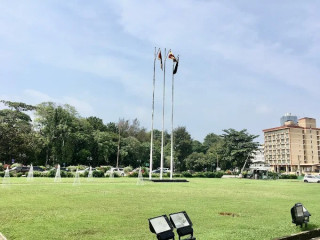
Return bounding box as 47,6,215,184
263,117,320,174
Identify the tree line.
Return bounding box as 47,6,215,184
0,100,260,171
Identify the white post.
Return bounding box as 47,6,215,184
149,47,157,180
170,60,174,180
160,48,167,180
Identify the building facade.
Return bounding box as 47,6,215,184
263,117,320,174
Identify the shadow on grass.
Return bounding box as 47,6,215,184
299,223,319,231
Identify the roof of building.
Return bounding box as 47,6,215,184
298,117,315,120
263,125,320,132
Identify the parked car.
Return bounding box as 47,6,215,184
9,166,30,173
106,167,126,176
78,167,95,174
304,175,320,183
33,166,44,172
152,168,171,173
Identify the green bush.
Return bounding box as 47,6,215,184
40,172,48,177
67,165,86,172
279,174,298,179
16,172,24,177
214,171,224,178
33,171,42,177
142,172,149,178
97,166,111,173
142,167,149,175
124,166,132,174
0,171,4,177
193,172,206,178
0,163,3,171
173,173,181,178
92,170,104,178
60,170,72,178
204,172,215,178
128,172,138,177
47,169,56,177
268,172,279,180
181,171,193,178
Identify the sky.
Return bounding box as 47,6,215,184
1,0,320,143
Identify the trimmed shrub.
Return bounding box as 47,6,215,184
193,172,206,178
124,166,133,175
47,169,56,177
142,172,149,178
268,172,279,180
142,167,149,175
181,171,193,178
16,172,24,177
128,172,138,178
214,171,224,178
98,166,111,173
204,172,215,178
0,163,3,171
279,174,298,179
92,170,104,178
40,172,49,177
33,171,42,177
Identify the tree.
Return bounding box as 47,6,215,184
173,126,193,171
185,152,210,171
86,116,107,131
191,140,206,153
93,131,118,166
206,140,224,170
219,129,259,170
0,101,37,164
34,102,80,166
203,133,222,152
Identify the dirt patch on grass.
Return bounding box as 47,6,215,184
219,212,239,217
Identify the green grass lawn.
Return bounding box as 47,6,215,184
0,177,319,240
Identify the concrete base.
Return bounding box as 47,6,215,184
274,228,320,240
0,233,7,240
150,179,189,183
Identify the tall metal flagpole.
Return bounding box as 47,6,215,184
160,48,167,180
170,59,175,180
149,47,157,180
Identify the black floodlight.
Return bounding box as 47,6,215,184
291,203,311,227
149,215,175,240
169,211,195,240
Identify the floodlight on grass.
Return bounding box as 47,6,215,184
169,211,195,240
149,215,175,240
291,203,311,227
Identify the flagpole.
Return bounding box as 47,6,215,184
170,59,174,180
160,48,167,180
149,47,157,180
